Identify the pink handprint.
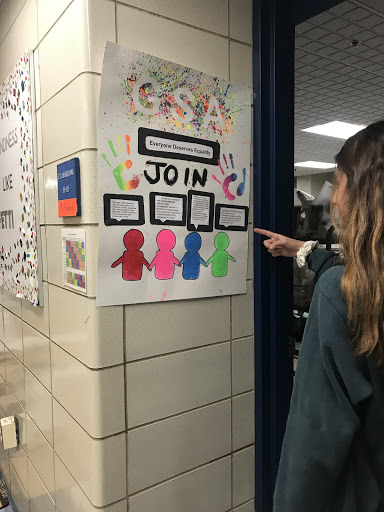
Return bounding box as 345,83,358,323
212,154,246,201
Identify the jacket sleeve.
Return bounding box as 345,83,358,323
273,278,372,512
307,249,339,281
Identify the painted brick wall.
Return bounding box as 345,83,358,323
0,1,255,511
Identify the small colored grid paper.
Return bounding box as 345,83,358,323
66,271,86,289
65,240,85,271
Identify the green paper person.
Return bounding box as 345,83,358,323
206,232,236,277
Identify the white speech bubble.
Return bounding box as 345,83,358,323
219,207,245,228
190,194,210,229
155,195,183,223
110,199,139,221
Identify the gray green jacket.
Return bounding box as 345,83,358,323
274,249,384,512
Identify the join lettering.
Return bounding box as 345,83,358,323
144,161,207,188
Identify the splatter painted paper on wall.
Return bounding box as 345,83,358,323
0,54,39,305
97,42,251,306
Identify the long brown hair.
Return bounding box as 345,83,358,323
335,120,384,364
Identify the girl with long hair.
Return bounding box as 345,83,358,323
255,120,384,512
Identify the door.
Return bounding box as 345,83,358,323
252,1,343,510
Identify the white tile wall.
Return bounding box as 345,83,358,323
25,370,53,445
10,463,29,512
0,310,4,347
27,459,55,512
2,290,22,317
233,392,255,451
23,323,51,391
116,4,229,80
3,309,23,362
41,73,100,165
129,457,231,512
0,377,6,414
0,0,10,44
126,343,231,427
0,330,4,376
128,400,231,493
9,443,28,497
9,0,29,26
87,0,116,72
233,447,255,508
232,280,254,339
232,337,254,395
38,0,89,105
53,400,126,507
37,0,71,39
0,1,255,511
125,295,230,360
54,453,128,512
49,285,124,368
51,342,125,437
26,415,55,497
234,500,255,512
118,0,228,36
0,33,11,84
229,0,252,44
5,349,25,407
230,42,253,88
21,282,50,337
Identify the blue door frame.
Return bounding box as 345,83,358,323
252,0,343,510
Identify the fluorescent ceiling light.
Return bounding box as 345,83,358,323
302,121,366,139
294,161,336,169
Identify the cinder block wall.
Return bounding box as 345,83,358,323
0,1,255,511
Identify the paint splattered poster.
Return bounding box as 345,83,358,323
97,42,251,306
0,54,39,305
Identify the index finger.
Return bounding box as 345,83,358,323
254,228,278,239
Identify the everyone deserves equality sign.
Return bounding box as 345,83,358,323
97,42,252,306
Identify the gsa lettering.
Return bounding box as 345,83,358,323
0,129,18,155
131,76,226,131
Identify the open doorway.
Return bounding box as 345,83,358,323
292,0,384,367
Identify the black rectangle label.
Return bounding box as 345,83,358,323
138,127,220,165
215,204,249,231
150,192,187,227
187,190,215,232
104,194,145,226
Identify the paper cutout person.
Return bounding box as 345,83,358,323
206,232,236,277
111,229,150,281
179,232,206,280
149,229,179,280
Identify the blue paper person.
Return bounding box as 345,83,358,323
179,232,206,280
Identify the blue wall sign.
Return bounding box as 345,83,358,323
57,158,81,217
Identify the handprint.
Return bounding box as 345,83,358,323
212,153,246,201
101,135,141,191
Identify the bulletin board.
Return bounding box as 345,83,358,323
97,42,251,306
0,53,40,305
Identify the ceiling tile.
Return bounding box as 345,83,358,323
295,0,384,169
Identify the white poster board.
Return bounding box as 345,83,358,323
0,54,40,305
97,42,251,306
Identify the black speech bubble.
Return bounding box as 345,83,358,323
187,190,214,232
138,127,220,166
104,194,145,226
215,204,249,231
149,192,187,226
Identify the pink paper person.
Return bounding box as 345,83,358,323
149,229,179,280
